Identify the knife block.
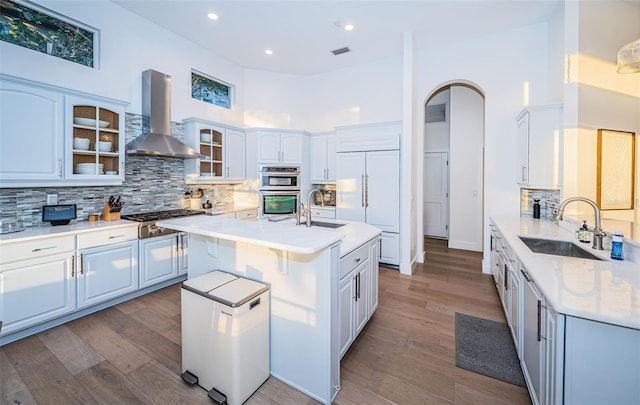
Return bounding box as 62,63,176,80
101,203,121,221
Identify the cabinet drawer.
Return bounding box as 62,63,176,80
235,209,258,220
0,235,75,265
311,208,336,219
340,244,369,279
77,226,138,249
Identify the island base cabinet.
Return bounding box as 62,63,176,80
77,241,138,309
563,317,640,405
139,233,188,288
0,253,75,336
521,270,544,405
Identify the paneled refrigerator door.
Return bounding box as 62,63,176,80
365,150,400,232
336,152,366,222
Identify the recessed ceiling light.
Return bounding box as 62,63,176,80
265,49,273,55
344,24,354,31
207,13,219,21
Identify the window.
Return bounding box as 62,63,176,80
191,70,232,109
0,0,97,68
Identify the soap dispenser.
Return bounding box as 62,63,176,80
611,232,624,260
533,199,541,219
578,221,591,243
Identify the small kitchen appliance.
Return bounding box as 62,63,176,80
42,204,76,226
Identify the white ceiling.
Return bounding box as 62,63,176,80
111,0,560,76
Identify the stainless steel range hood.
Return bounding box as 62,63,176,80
126,70,202,158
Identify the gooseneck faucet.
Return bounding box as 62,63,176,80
300,189,325,227
556,197,605,250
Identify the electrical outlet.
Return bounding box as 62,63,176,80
46,193,58,205
213,188,219,196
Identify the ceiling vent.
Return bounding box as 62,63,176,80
331,46,351,56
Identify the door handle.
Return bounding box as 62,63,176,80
79,253,84,275
361,175,365,207
365,175,369,207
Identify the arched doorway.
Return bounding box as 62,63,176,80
423,83,485,252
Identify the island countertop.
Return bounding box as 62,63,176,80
156,216,381,256
491,216,640,330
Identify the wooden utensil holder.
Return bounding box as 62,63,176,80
101,203,121,221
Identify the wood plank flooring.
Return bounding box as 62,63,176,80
1,238,531,405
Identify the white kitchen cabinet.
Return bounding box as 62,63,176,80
563,316,639,405
368,238,379,317
310,206,336,219
521,266,544,405
0,76,64,185
520,264,564,405
310,132,336,183
516,105,563,189
184,118,246,184
235,208,258,220
76,226,138,309
336,150,400,265
506,260,521,353
139,232,188,288
0,74,127,187
77,241,138,308
0,236,75,336
66,95,126,183
338,237,379,359
257,130,303,164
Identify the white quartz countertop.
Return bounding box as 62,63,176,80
491,216,640,330
0,220,138,244
156,216,380,257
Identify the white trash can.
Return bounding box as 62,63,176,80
181,270,270,405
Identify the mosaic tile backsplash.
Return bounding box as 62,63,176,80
0,113,236,228
520,188,561,220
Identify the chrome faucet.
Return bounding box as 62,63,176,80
301,189,325,227
556,197,605,250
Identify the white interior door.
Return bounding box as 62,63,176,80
424,152,449,238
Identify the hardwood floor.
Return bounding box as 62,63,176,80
1,238,531,405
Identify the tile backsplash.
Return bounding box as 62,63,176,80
0,113,236,228
520,188,561,220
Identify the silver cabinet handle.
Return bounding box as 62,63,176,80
537,299,542,342
79,253,84,275
521,268,532,282
361,175,365,207
226,167,229,177
70,255,75,278
32,246,57,252
58,158,63,178
365,175,369,207
108,234,126,239
522,166,527,182
504,264,508,289
379,238,382,259
355,273,361,301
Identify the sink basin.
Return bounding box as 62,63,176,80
518,236,603,261
300,221,345,228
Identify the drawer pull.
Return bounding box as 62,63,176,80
108,234,126,239
355,258,361,263
32,246,57,252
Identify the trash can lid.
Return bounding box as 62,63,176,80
182,270,237,293
210,277,269,307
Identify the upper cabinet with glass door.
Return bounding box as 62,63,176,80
0,75,127,187
67,96,125,184
183,118,245,184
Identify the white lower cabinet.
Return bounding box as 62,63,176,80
0,252,75,336
139,233,188,288
338,237,379,359
77,241,138,308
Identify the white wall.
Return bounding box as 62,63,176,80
449,86,484,252
414,22,550,271
0,0,246,127
562,0,640,222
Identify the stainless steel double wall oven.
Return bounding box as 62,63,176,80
258,165,301,219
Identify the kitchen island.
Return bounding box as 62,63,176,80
156,215,381,404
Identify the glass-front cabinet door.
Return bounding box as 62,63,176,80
66,96,125,184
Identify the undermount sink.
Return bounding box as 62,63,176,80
518,236,604,261
301,221,346,229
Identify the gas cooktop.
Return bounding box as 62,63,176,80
121,209,205,223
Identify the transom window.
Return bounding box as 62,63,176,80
191,70,232,109
0,0,97,68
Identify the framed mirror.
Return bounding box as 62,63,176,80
597,129,635,210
